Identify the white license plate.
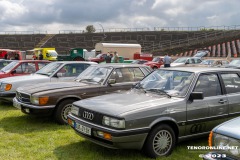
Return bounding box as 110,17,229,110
13,101,21,109
75,123,91,136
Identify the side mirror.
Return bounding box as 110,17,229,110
11,70,16,74
107,79,116,85
57,73,64,77
190,92,204,100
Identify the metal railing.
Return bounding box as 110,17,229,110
1,25,240,35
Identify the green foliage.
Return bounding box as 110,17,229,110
86,25,96,33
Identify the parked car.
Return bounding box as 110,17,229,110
170,57,202,67
188,59,229,67
13,64,152,124
225,59,240,69
0,61,95,102
0,59,13,69
89,53,109,63
0,60,50,79
67,67,240,158
131,59,148,64
193,49,210,58
203,116,240,160
144,57,164,69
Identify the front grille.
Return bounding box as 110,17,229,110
74,105,103,125
16,91,30,103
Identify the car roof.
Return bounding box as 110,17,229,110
91,63,148,68
49,61,97,64
162,67,240,73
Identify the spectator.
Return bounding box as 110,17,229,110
14,54,19,60
105,53,111,63
163,53,172,67
39,53,43,60
112,52,119,63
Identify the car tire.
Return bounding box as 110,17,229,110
54,99,76,125
143,124,176,158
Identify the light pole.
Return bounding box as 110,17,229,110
98,23,107,41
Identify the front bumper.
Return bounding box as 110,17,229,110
67,114,149,150
0,91,16,102
13,97,55,116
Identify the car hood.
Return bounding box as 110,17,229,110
73,90,181,117
17,81,96,94
214,116,240,139
0,74,49,84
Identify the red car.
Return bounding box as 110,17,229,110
144,57,164,69
0,60,50,79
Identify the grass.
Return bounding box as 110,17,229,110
0,102,209,160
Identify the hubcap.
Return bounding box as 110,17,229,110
153,130,172,156
62,104,72,123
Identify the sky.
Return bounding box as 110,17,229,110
0,0,240,33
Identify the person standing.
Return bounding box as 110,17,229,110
163,53,172,67
105,53,111,63
39,52,43,60
112,52,119,63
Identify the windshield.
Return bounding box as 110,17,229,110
1,61,18,73
48,51,58,57
76,66,112,84
136,70,194,97
194,51,207,57
229,60,240,65
173,58,187,63
35,62,62,76
200,60,214,65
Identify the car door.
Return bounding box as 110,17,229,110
185,73,228,136
99,67,145,95
220,73,240,120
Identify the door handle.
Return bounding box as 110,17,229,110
218,99,227,104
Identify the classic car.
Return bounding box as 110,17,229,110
131,59,148,64
0,60,50,79
186,59,230,68
170,57,202,67
0,61,96,102
13,64,152,125
67,67,240,158
203,116,240,160
225,59,240,69
144,57,164,69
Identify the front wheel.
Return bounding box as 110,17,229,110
54,99,76,125
143,124,176,158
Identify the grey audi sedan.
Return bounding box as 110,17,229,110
67,67,240,158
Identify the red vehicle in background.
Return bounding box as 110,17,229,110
0,49,11,59
88,53,108,63
0,60,50,79
144,57,164,70
0,49,27,60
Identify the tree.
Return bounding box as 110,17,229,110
85,25,96,33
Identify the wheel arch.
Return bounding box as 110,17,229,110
55,95,82,110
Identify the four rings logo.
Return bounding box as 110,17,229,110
82,111,94,120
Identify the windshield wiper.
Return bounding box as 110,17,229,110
36,73,49,76
146,88,171,98
133,83,146,93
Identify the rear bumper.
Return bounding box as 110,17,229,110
67,114,149,150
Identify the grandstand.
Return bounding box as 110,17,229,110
0,25,240,58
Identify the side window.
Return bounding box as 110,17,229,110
15,62,36,73
58,64,90,77
109,68,144,83
196,59,201,63
194,74,222,97
221,73,240,94
190,59,195,64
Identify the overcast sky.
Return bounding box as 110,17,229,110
0,0,240,33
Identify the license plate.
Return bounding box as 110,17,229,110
13,101,21,109
75,123,91,136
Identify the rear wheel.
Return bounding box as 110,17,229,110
143,124,176,158
54,99,76,125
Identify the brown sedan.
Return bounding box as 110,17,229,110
13,63,152,124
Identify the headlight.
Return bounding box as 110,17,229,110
0,83,12,91
213,133,240,157
102,116,125,129
71,105,79,115
30,96,49,105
